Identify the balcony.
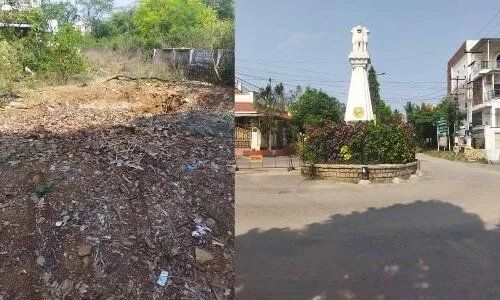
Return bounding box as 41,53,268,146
484,89,500,101
472,60,500,77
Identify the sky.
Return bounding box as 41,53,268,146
236,0,500,111
115,0,137,9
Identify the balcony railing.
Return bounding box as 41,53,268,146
484,89,500,101
472,60,500,76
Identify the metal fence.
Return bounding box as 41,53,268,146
153,48,234,84
236,155,302,170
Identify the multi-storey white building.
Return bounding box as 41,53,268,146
73,20,92,35
0,0,41,11
448,38,500,162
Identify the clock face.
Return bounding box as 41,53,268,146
353,107,365,118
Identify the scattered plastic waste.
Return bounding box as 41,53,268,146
205,218,216,227
30,193,41,203
35,182,53,198
62,215,70,223
80,224,88,231
186,164,196,172
156,270,169,286
55,215,71,227
191,224,212,237
212,240,225,247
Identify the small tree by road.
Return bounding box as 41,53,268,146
290,87,344,134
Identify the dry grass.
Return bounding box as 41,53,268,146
7,49,186,93
84,49,186,81
424,149,488,164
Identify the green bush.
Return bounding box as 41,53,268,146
218,58,234,86
299,121,416,164
349,121,416,164
42,24,89,82
0,40,23,92
298,122,366,163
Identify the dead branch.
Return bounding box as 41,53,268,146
103,75,174,83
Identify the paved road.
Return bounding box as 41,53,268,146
236,154,500,300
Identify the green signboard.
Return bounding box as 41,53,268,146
436,117,449,137
436,117,451,151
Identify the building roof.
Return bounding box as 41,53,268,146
0,22,31,28
234,102,291,120
469,38,500,52
235,102,257,113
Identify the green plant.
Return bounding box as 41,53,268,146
290,87,344,134
299,121,416,164
43,24,89,82
133,0,219,49
218,58,234,86
298,122,365,163
0,40,23,92
349,121,415,164
340,145,351,161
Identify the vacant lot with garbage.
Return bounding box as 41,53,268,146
0,78,234,299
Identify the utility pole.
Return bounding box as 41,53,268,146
449,75,466,148
464,51,483,146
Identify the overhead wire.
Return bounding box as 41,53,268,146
476,7,500,37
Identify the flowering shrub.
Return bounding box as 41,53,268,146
299,120,416,164
298,121,366,163
340,145,351,161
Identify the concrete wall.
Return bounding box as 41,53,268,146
235,92,254,104
301,162,418,183
483,127,500,161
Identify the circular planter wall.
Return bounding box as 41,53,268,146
301,161,418,183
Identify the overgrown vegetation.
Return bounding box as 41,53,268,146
404,97,466,148
299,121,416,164
89,0,234,51
0,0,234,93
0,40,23,92
0,9,88,90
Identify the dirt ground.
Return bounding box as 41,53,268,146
0,79,234,299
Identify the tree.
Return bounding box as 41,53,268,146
203,0,234,19
405,101,437,148
290,87,343,134
368,66,393,124
133,0,217,49
76,0,114,34
0,40,23,92
283,85,303,108
92,8,135,38
392,109,403,122
44,24,88,82
41,2,79,26
436,96,466,144
253,82,287,149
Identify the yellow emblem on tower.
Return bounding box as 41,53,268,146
353,107,365,118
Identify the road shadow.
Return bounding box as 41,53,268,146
236,200,500,300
